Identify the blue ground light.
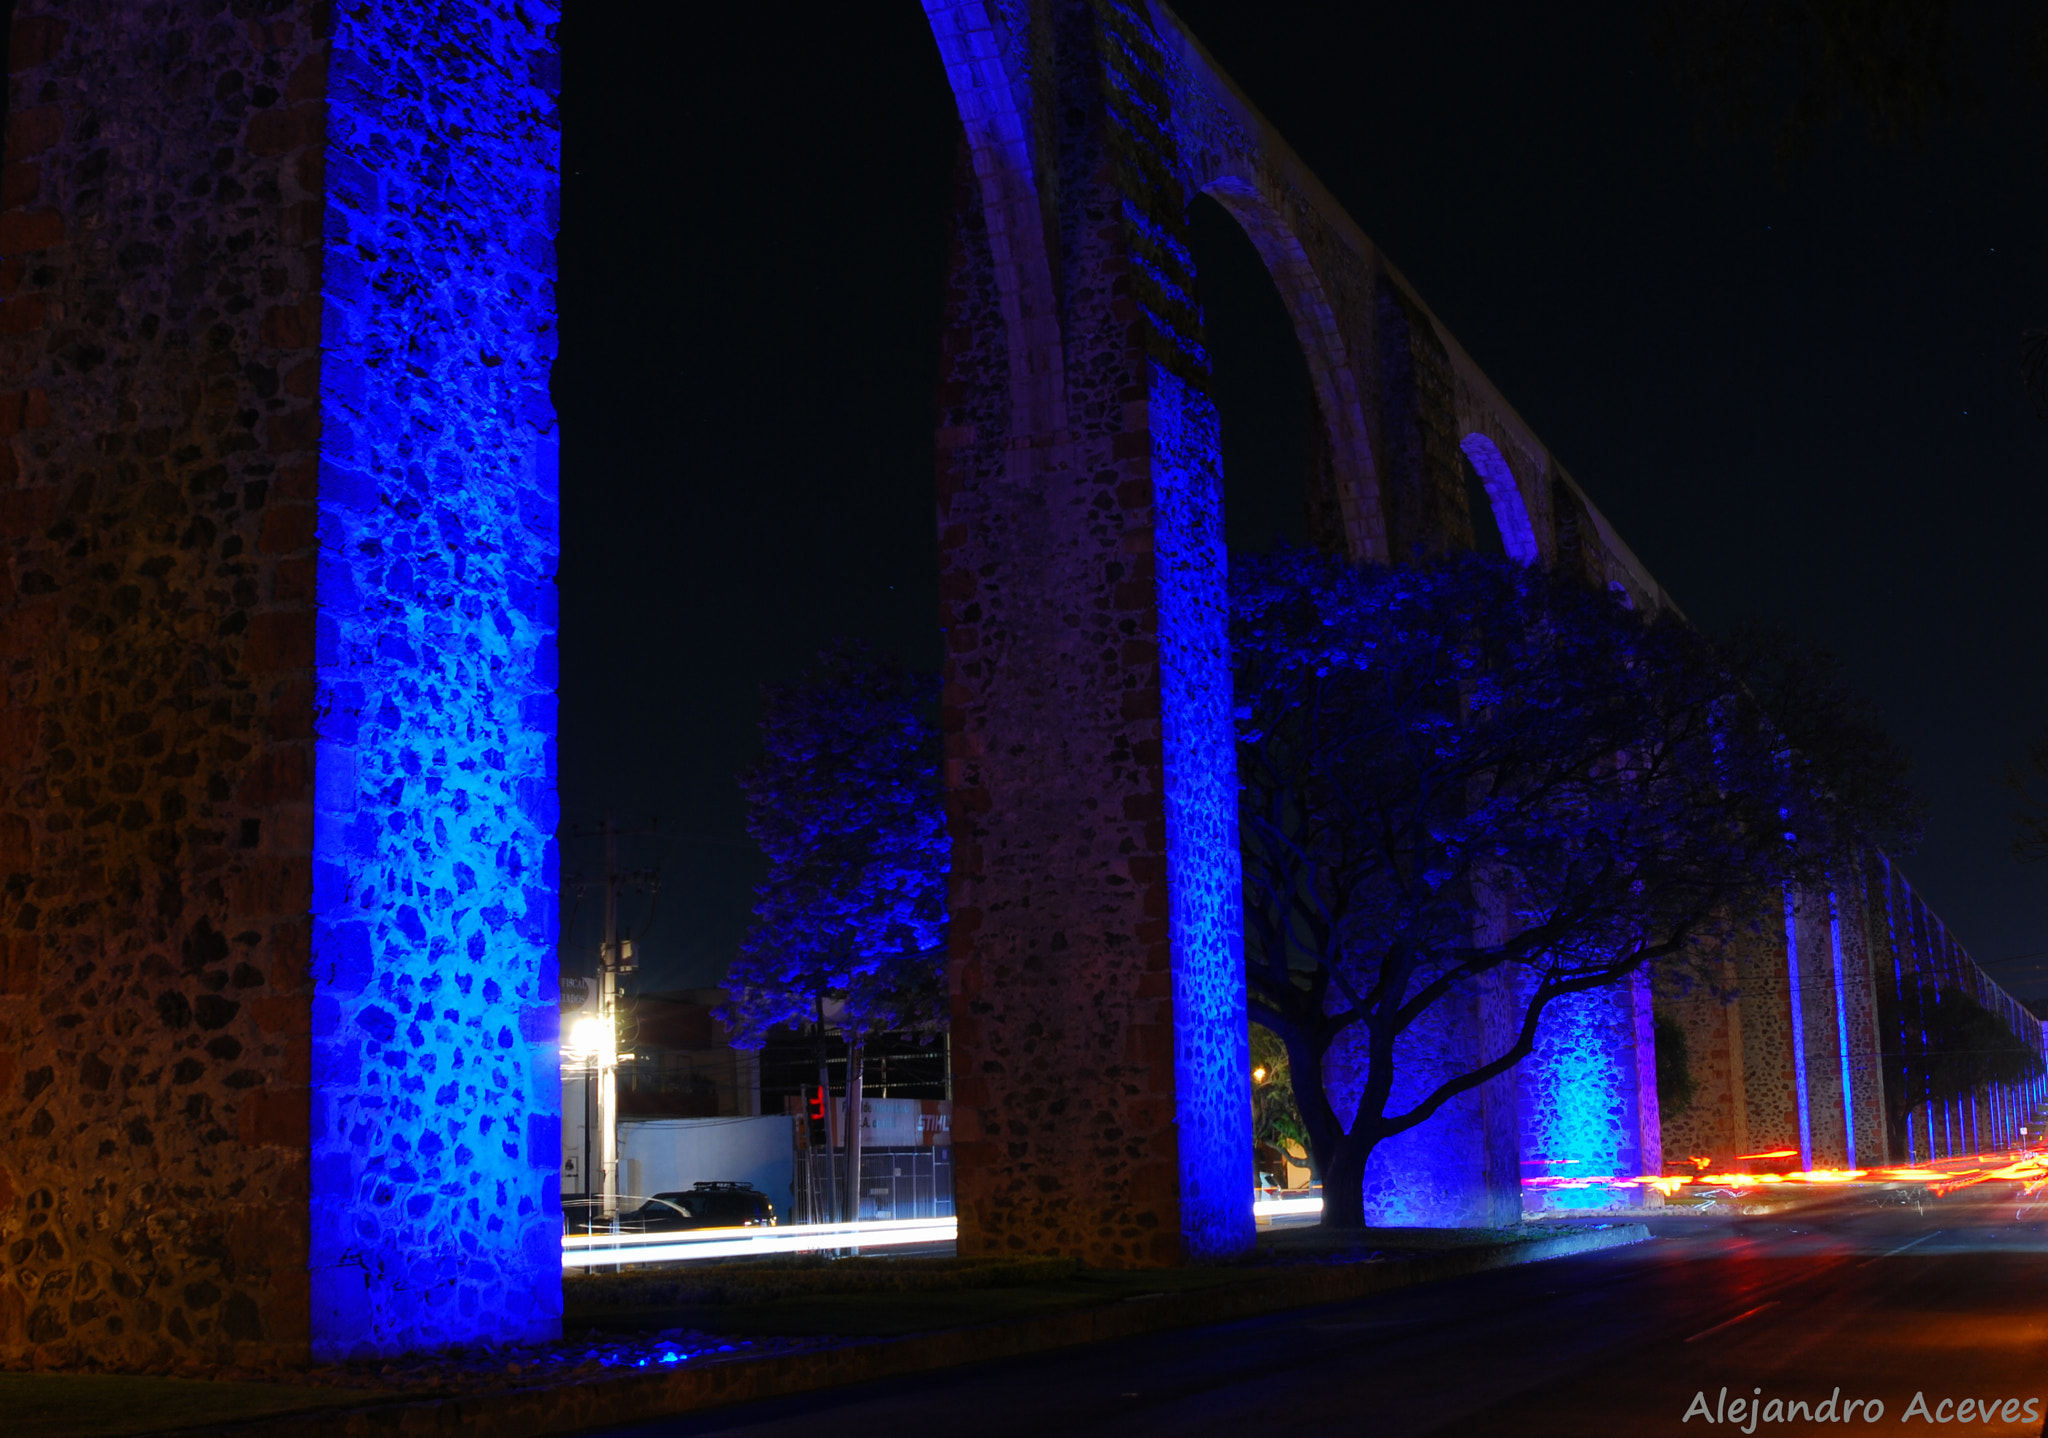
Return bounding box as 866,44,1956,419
306,0,563,1359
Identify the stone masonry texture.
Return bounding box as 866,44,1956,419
306,0,561,1363
1658,855,2032,1173
1864,855,2040,1164
0,0,560,1368
927,0,1628,1263
922,0,1677,1256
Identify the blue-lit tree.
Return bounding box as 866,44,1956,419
717,642,947,1220
1234,549,1915,1228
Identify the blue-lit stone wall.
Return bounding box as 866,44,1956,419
1147,361,1253,1260
308,0,562,1358
1327,972,1518,1228
1516,974,1659,1213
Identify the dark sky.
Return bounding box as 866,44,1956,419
557,4,2048,1006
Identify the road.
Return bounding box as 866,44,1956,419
590,1183,2048,1436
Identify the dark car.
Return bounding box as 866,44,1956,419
629,1181,778,1230
567,1181,776,1234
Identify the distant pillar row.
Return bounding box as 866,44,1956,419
0,0,560,1365
1656,856,2045,1179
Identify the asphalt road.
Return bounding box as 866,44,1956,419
591,1185,2048,1436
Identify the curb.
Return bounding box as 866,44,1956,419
170,1224,1648,1437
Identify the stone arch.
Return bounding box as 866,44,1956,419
1198,177,1386,562
1458,432,1540,565
922,2,1064,447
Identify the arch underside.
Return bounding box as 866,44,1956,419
1459,431,1540,564
1198,177,1387,564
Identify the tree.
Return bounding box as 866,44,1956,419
2005,728,2048,863
1715,620,1925,855
717,642,947,1221
1250,1023,1311,1180
1233,548,1917,1228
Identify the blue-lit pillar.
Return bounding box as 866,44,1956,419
1513,970,1662,1214
1827,891,1856,1170
0,0,559,1369
1783,888,1815,1171
1341,972,1520,1227
306,1,563,1358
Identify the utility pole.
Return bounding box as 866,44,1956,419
567,814,658,1226
598,815,622,1222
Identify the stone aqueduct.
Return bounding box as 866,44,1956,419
0,0,2039,1367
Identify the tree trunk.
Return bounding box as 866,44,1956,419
845,1038,866,1224
1321,1126,1375,1228
1261,1015,1350,1216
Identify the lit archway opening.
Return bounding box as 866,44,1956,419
1458,433,1540,565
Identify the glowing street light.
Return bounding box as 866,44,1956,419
566,1014,610,1061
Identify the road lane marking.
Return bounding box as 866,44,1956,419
1683,1301,1781,1344
1857,1231,1939,1267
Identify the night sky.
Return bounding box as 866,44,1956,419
556,4,2048,1006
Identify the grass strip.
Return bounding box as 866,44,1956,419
0,1372,383,1438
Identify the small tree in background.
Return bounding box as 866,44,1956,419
1250,1023,1311,1185
718,642,947,1221
1233,548,1919,1228
2006,729,2048,864
1715,620,1924,856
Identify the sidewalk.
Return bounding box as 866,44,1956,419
7,1222,1649,1438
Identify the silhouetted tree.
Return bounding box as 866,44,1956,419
717,642,947,1219
1234,549,1919,1228
1715,620,1925,855
2006,729,2048,863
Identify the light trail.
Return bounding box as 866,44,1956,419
1521,1148,2048,1202
1683,1299,1780,1344
562,1151,2048,1272
563,1216,957,1266
564,1193,1330,1268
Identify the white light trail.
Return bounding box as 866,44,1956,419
562,1194,1327,1268
561,1216,957,1267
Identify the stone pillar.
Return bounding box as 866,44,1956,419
1326,975,1522,1228
0,0,561,1366
927,0,1251,1265
1516,973,1664,1214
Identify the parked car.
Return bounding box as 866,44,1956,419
565,1181,776,1234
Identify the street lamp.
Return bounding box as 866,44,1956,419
567,1015,609,1059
